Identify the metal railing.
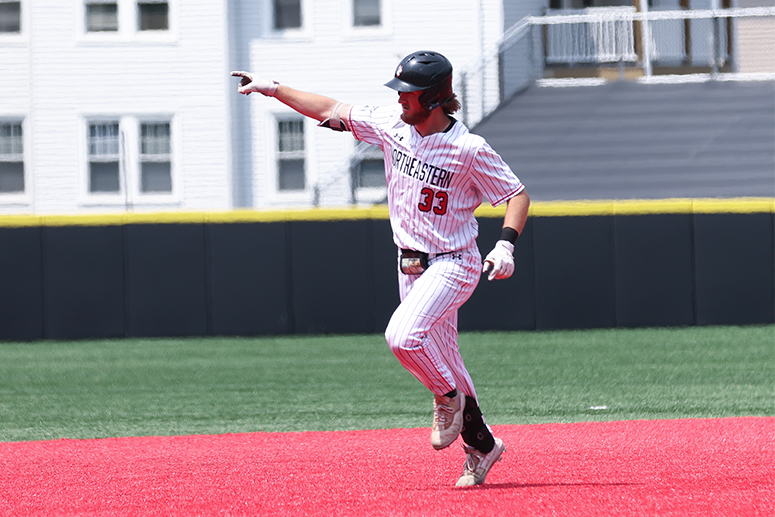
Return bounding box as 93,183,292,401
312,140,381,207
544,7,639,65
455,5,775,128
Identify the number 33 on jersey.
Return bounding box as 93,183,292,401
418,188,448,215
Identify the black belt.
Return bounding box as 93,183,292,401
401,249,453,259
399,249,454,275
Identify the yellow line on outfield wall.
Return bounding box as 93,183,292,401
0,198,772,228
480,197,775,217
529,197,775,216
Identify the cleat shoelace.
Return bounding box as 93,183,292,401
433,399,453,429
461,445,482,474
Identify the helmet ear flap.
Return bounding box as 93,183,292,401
418,76,453,111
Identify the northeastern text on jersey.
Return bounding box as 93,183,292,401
391,148,455,190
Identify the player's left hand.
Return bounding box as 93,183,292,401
483,240,514,281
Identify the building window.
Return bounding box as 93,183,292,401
353,0,380,27
0,122,24,193
274,0,301,30
277,118,305,191
84,117,175,201
140,122,172,192
352,144,385,189
83,1,172,35
85,2,119,32
138,1,168,31
88,122,121,193
355,158,385,188
0,1,20,33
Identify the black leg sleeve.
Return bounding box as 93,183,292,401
460,398,495,454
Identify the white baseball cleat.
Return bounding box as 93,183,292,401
455,437,506,487
430,391,465,450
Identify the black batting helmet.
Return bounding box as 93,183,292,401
385,51,454,111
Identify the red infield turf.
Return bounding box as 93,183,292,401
1,417,772,516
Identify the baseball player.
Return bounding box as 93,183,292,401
232,50,529,487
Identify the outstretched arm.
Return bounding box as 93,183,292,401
231,71,346,123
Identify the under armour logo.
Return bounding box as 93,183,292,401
394,133,404,141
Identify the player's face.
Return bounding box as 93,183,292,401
398,91,431,126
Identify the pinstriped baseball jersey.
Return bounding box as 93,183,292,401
346,105,524,254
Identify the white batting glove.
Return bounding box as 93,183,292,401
230,71,279,97
483,240,515,281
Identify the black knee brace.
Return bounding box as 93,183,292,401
460,398,495,454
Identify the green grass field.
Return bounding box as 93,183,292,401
0,325,772,443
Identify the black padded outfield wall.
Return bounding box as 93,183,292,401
0,199,772,341
0,226,44,341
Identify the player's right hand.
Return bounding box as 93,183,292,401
483,240,515,281
230,71,279,97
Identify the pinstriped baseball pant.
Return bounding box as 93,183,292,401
384,246,481,400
